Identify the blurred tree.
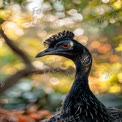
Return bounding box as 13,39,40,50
0,0,122,110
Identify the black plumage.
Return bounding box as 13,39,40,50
44,31,74,47
36,31,122,122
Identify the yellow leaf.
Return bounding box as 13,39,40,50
116,43,122,51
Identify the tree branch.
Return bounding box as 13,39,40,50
0,29,32,67
0,67,74,95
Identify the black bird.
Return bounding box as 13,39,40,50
36,31,122,122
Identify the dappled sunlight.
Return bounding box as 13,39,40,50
33,61,49,70
2,21,24,39
99,73,111,82
0,0,122,117
74,28,84,36
49,77,59,85
109,85,121,93
118,73,122,83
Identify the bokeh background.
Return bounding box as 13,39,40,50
0,0,122,121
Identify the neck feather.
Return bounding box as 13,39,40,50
63,48,93,103
72,48,92,90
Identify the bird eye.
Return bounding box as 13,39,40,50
61,43,71,49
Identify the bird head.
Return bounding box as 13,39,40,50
36,31,89,60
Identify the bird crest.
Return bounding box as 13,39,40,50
43,31,74,46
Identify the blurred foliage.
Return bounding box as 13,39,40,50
1,80,122,112
1,80,65,111
0,0,122,111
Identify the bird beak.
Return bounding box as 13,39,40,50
35,48,54,58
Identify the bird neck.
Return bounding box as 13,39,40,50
73,48,92,90
64,48,93,99
63,48,94,107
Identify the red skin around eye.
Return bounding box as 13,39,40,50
61,44,71,49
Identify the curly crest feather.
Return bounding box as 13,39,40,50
43,31,74,46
